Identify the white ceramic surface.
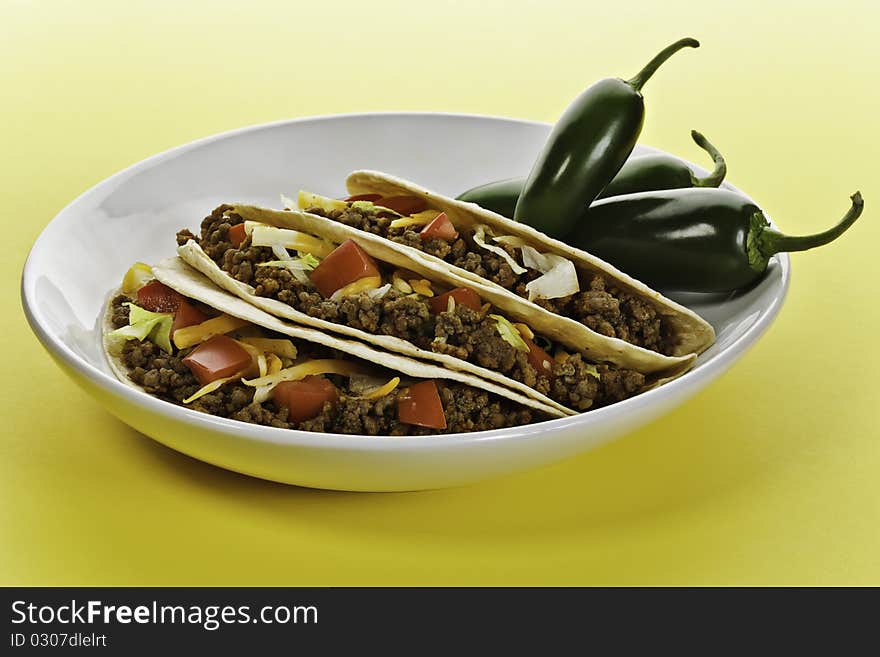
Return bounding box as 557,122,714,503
21,113,789,491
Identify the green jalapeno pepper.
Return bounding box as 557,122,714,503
512,37,700,238
571,188,865,293
456,130,726,217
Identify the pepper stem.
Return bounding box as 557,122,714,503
627,37,700,92
689,130,727,188
748,192,865,271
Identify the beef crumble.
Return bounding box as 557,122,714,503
109,294,132,328
302,203,675,355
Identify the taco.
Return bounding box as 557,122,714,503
288,170,715,358
103,258,559,435
173,205,694,417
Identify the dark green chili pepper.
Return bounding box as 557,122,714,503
457,177,523,220
572,188,865,293
456,130,726,217
601,130,726,197
513,37,700,238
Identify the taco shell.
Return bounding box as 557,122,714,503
103,257,566,420
344,169,715,357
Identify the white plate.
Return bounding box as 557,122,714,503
21,113,789,491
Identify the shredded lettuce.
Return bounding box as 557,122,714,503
492,236,581,302
109,303,173,353
489,314,529,352
350,199,405,218
520,245,580,301
271,244,292,261
258,254,319,271
473,225,527,275
243,220,266,234
367,283,392,300
349,200,376,212
296,253,320,268
584,364,601,380
257,253,320,283
349,200,406,218
492,235,527,248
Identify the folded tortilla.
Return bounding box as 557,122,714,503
103,257,563,421
177,207,695,416
211,204,698,377
344,170,715,357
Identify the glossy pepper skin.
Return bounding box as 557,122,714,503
601,130,726,198
572,188,865,293
457,130,726,217
513,37,700,239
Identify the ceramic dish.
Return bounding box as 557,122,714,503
21,113,789,491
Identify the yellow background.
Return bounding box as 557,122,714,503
3,0,879,585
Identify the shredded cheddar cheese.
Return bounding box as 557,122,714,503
359,377,401,401
173,315,250,349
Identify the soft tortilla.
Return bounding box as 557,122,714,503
179,220,693,413
345,170,716,357
221,204,697,378
103,257,566,420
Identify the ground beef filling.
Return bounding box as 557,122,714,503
109,296,538,434
536,275,670,354
302,204,675,355
298,383,537,435
181,212,646,412
109,294,133,329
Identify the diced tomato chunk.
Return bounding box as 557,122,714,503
376,195,428,216
137,280,210,335
273,376,339,424
345,193,383,203
172,300,209,335
420,212,459,242
137,280,184,314
228,223,247,248
523,336,555,379
182,335,252,385
397,380,447,430
309,239,381,298
428,287,482,314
